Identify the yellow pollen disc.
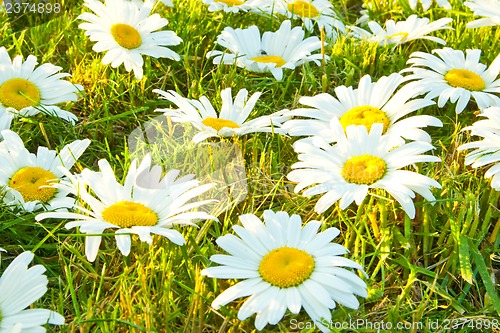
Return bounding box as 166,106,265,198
202,117,240,132
339,105,391,133
385,32,409,41
0,78,41,110
249,55,286,67
342,154,387,185
258,247,315,288
444,68,486,91
215,0,244,6
101,201,158,228
287,0,319,18
9,167,58,203
110,23,142,49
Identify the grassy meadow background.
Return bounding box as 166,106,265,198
1,0,500,331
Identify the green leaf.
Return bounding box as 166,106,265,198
458,235,473,284
450,214,473,283
392,226,410,250
468,238,500,315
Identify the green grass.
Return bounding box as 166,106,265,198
1,0,500,332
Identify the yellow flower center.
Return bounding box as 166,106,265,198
202,117,240,132
342,154,387,185
385,32,409,42
444,69,486,91
9,167,58,203
339,105,391,133
110,23,142,49
0,78,41,110
101,201,158,228
287,0,319,18
249,55,286,67
215,0,244,6
258,247,315,288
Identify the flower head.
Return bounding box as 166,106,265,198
202,210,367,332
0,47,82,124
0,130,90,212
154,88,289,143
0,111,13,134
348,15,452,46
402,47,500,114
202,0,261,12
0,251,64,332
458,106,500,190
78,0,182,79
35,155,217,262
132,0,175,6
287,121,441,218
464,0,500,28
273,0,346,40
207,20,328,80
283,73,442,145
408,0,451,11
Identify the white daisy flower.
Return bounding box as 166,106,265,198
356,2,378,25
149,0,175,6
207,20,328,80
128,0,174,6
0,251,65,332
402,47,500,114
287,122,441,218
271,0,346,40
283,73,442,145
0,47,82,124
356,0,451,21
202,0,261,12
129,0,174,7
35,155,217,262
464,0,500,28
154,88,290,143
458,106,500,190
409,0,451,11
0,129,90,212
159,0,174,5
0,110,13,134
135,154,196,190
202,210,367,333
78,0,182,80
348,15,452,46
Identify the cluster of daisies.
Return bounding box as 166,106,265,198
65,0,497,81
1,0,500,331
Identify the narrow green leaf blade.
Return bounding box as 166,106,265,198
468,238,500,315
458,235,473,284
